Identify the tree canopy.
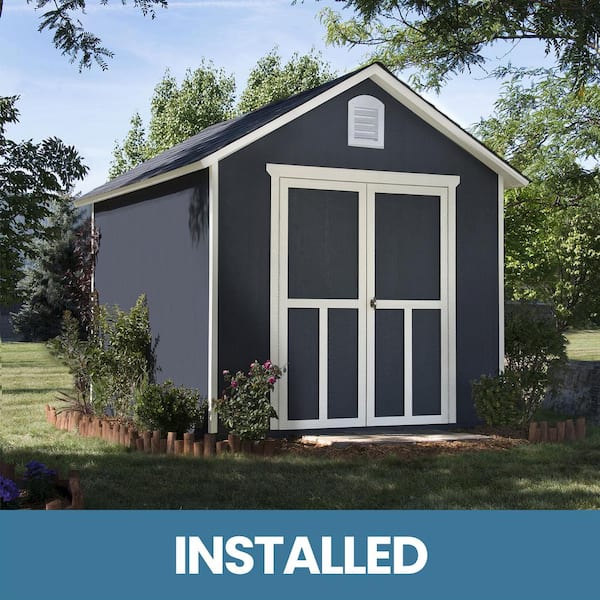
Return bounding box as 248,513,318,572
321,0,600,89
7,0,167,70
474,69,600,328
238,49,336,113
110,50,335,178
0,96,88,305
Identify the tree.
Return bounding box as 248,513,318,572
146,62,236,156
238,48,336,113
109,51,335,177
0,95,88,305
12,199,77,341
109,112,147,179
473,69,600,328
3,1,167,70
320,1,600,90
109,62,236,177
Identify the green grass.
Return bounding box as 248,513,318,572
3,341,600,509
565,329,600,361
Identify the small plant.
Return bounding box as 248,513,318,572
23,460,57,504
0,475,19,509
134,380,206,437
472,371,524,428
216,360,283,441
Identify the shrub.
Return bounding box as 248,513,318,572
472,371,523,428
215,360,282,441
473,304,568,428
505,303,567,423
134,380,205,437
51,295,157,419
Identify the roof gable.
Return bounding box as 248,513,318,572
77,63,526,206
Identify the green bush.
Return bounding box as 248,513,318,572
473,304,568,428
472,371,523,428
505,304,567,423
51,295,156,419
134,380,205,437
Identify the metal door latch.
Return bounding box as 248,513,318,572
370,297,377,309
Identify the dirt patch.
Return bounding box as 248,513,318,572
280,433,527,460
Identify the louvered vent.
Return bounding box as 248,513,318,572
348,95,385,149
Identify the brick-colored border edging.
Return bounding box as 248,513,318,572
528,417,586,443
45,406,281,458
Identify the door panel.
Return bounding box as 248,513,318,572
374,193,440,300
287,308,320,421
374,309,405,417
412,309,442,416
366,184,447,426
327,308,359,419
277,178,367,429
288,188,359,299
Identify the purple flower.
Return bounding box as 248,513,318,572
268,377,276,385
0,475,19,503
263,360,272,369
24,460,55,481
231,380,238,388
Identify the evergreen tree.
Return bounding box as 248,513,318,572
11,200,98,341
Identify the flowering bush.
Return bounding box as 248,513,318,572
216,360,283,441
0,475,19,509
23,460,57,503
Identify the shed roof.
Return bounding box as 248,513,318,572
77,62,527,206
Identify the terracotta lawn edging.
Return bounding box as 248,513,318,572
528,417,586,443
45,405,281,458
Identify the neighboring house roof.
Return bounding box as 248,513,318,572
77,62,527,207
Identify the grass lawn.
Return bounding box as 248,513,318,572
3,341,600,509
565,329,600,361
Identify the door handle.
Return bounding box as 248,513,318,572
370,297,377,309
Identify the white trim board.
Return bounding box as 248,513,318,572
207,163,219,434
76,64,525,207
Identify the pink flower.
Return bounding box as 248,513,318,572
222,370,229,376
263,360,272,369
268,377,276,385
231,380,238,388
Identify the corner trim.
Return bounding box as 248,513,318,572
207,163,219,434
498,174,505,373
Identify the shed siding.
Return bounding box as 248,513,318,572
219,79,499,426
94,171,210,396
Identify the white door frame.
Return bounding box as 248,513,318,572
267,164,459,429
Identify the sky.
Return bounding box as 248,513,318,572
1,0,549,195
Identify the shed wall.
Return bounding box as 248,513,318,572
94,171,210,396
218,79,499,426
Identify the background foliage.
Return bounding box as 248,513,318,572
109,49,334,178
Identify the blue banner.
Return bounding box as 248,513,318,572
1,511,597,598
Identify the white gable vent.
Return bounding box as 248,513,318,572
348,95,385,149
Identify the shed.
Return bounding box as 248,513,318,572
77,62,527,433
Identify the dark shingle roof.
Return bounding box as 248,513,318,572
80,67,364,201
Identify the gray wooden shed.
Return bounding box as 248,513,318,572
77,63,527,433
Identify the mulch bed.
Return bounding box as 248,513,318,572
280,430,527,460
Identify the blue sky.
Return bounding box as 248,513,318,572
1,0,548,194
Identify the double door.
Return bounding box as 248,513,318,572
268,165,458,429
